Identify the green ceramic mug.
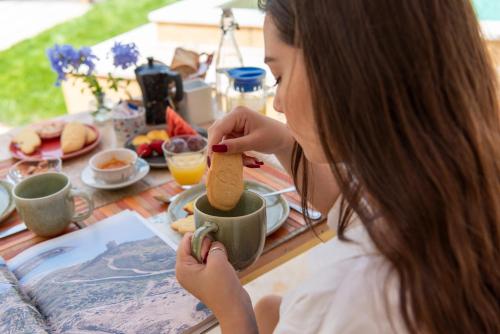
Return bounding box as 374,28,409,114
191,191,267,271
13,172,94,237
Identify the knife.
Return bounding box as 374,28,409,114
0,223,28,239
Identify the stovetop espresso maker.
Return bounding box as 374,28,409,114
135,57,184,124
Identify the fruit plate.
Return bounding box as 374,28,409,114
124,125,208,169
9,124,101,160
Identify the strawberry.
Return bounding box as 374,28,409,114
136,143,152,158
149,140,164,156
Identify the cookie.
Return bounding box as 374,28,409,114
206,153,244,211
171,215,195,234
85,127,97,145
183,201,194,214
61,122,87,154
13,128,41,155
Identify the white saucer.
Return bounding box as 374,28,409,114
81,158,150,190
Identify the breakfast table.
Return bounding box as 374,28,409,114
0,111,333,287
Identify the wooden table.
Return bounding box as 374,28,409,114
0,112,333,286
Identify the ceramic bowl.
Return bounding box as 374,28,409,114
89,149,137,184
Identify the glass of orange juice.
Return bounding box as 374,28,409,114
162,135,208,189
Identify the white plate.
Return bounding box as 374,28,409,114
81,158,150,190
0,180,15,224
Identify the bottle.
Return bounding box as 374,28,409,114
215,8,244,115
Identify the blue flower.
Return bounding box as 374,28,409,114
47,44,80,85
111,42,139,70
78,47,99,75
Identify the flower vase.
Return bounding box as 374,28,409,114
91,93,111,124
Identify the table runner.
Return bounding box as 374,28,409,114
0,163,320,260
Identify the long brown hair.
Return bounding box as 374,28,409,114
260,0,500,333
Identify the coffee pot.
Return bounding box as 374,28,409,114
135,57,183,124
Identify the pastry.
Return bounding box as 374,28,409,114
34,120,65,139
183,201,194,214
171,215,195,234
61,122,87,154
206,153,244,211
13,128,41,155
85,127,97,144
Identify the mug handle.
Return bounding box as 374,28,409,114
69,188,94,222
191,222,218,263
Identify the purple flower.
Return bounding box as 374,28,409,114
78,46,99,75
47,44,98,85
111,42,139,70
47,44,80,85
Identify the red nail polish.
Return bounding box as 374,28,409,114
207,156,211,168
246,164,261,168
212,144,228,153
255,160,264,165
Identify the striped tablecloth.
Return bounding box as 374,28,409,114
0,158,324,264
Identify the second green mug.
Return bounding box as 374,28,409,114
191,191,266,271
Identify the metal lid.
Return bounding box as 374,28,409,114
134,57,170,76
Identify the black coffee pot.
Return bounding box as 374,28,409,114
135,57,183,125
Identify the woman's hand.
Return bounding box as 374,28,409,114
175,234,258,333
208,106,294,158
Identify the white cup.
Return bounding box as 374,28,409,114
89,149,137,184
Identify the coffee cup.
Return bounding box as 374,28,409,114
12,172,94,237
191,191,266,271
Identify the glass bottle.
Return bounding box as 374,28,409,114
215,8,244,115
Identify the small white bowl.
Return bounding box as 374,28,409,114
89,149,137,184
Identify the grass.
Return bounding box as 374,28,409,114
0,0,175,127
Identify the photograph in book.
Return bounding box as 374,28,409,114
0,259,49,334
6,210,213,334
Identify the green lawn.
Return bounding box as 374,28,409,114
0,0,175,127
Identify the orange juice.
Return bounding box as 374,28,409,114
167,152,206,186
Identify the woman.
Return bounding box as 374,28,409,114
176,0,500,333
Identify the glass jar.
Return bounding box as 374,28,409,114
226,67,266,115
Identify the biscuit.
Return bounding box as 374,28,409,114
182,201,194,214
85,127,97,144
13,128,41,155
171,215,195,234
206,153,244,211
61,122,87,154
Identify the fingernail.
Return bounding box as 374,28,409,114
207,156,211,168
212,144,228,153
246,164,261,168
255,160,264,165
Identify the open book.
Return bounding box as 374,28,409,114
0,210,216,334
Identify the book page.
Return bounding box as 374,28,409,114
0,258,48,333
7,210,214,334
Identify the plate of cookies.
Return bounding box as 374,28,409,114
10,121,100,160
167,180,290,238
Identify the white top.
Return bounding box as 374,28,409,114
274,197,406,334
